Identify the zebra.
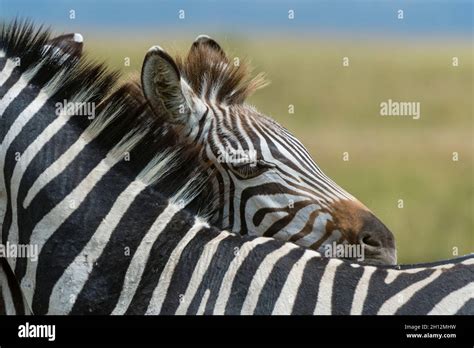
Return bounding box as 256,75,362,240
1,21,473,315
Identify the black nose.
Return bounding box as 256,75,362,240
358,213,397,265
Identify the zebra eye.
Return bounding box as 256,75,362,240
228,159,276,179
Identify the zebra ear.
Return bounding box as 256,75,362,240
42,33,83,61
142,46,190,124
49,33,83,56
191,35,226,58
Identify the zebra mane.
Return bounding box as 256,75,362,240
395,253,474,270
175,43,268,104
0,19,216,218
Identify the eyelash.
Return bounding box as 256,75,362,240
229,160,276,179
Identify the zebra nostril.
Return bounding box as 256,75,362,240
360,232,382,249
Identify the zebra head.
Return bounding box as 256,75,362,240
141,36,397,265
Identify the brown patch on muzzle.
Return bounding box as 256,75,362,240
325,199,370,243
326,199,397,265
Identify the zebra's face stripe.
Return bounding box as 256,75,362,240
141,38,397,265
186,101,395,263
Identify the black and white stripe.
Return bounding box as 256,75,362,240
1,22,472,315
0,257,31,315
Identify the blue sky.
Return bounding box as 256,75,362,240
1,0,472,38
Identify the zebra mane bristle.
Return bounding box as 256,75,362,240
1,19,216,220
175,43,269,104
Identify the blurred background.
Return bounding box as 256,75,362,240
1,0,472,263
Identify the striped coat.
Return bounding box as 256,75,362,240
1,21,473,315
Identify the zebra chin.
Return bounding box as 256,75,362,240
322,244,397,266
360,248,398,266
329,245,397,266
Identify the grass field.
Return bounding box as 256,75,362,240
84,34,473,263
